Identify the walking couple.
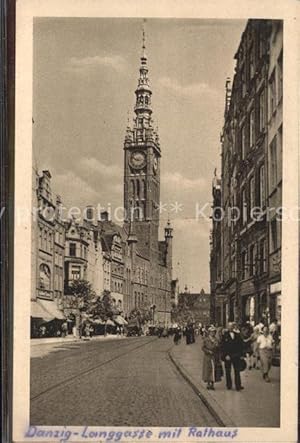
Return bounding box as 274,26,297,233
202,322,245,391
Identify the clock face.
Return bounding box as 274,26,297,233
129,151,146,169
153,156,158,173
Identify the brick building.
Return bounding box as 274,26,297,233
122,32,173,324
210,19,283,326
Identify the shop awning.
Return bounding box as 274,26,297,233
37,299,65,320
31,300,53,322
93,319,106,325
106,319,115,326
127,318,139,327
114,315,128,326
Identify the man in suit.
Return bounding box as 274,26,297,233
221,322,245,391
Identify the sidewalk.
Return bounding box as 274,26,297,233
169,336,280,427
31,334,127,346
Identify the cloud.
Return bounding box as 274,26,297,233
53,171,100,206
159,76,217,98
162,171,206,191
66,54,127,73
81,157,122,178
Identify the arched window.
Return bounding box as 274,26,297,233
134,202,140,221
142,201,146,220
142,179,146,199
43,229,48,251
136,180,140,199
39,227,42,249
39,264,51,290
130,180,135,198
54,274,58,290
48,232,52,252
145,96,149,105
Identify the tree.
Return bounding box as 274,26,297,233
68,279,96,313
129,308,152,325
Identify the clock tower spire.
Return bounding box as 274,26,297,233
124,22,161,259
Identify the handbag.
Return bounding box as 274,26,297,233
239,357,247,372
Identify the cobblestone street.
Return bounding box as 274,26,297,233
30,336,218,426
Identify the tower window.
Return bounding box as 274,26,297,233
142,179,146,199
130,180,135,198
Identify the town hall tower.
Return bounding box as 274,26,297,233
124,29,161,260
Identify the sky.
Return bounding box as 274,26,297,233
33,18,246,293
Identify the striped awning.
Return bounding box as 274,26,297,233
36,299,65,320
31,300,53,322
114,315,128,326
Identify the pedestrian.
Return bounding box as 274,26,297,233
257,326,274,382
216,326,224,344
251,325,261,369
85,324,90,339
72,325,77,338
232,322,240,333
241,323,254,370
185,325,190,345
221,322,245,391
61,321,68,338
173,327,181,345
202,326,222,390
191,324,195,343
255,318,265,333
89,325,94,338
270,319,280,355
39,325,46,337
186,323,194,345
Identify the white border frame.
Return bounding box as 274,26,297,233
13,1,299,442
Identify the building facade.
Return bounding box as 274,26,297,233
210,19,283,326
210,171,224,325
123,34,173,325
176,288,211,326
267,21,283,323
31,170,66,337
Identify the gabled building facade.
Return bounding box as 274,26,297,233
31,169,66,337
210,19,283,326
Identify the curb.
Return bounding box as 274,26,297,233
30,335,128,346
168,348,236,428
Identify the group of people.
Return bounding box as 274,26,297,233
173,323,196,345
202,320,280,391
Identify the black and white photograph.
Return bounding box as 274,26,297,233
11,2,299,442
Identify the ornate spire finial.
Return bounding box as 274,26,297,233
141,19,147,62
127,109,130,127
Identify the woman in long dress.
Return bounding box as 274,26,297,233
202,326,222,390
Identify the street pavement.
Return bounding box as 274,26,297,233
30,336,218,426
170,335,280,427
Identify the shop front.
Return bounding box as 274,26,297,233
242,294,256,325
269,281,281,322
31,298,66,338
